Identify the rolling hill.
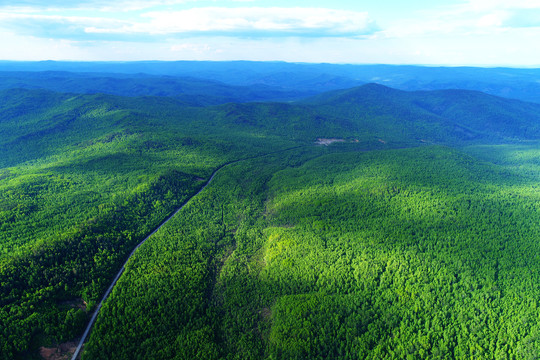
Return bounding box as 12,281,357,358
0,71,313,106
304,83,540,144
2,77,540,359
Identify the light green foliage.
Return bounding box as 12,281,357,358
4,83,540,360
83,145,540,359
262,147,540,359
0,89,306,358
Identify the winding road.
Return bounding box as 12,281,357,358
70,146,304,360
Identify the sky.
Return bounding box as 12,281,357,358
2,0,540,65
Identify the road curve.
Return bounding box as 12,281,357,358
70,146,304,360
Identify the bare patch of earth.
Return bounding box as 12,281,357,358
58,298,87,312
260,307,272,320
315,138,347,146
39,341,77,360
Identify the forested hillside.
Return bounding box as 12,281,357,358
0,72,312,105
0,87,357,359
83,145,540,359
304,84,540,143
2,78,540,359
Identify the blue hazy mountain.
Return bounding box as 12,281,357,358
2,61,540,103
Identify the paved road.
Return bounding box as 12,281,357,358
70,163,228,360
70,146,306,360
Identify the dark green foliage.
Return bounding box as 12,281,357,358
0,169,202,358
303,83,540,145
81,146,540,359
81,149,322,360
0,88,308,358
3,78,540,360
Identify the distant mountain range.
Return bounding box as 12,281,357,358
2,61,540,103
0,71,312,106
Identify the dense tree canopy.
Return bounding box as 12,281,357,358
84,146,540,359
2,81,540,359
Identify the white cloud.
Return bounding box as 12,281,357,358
369,1,540,66
2,1,540,65
85,7,378,37
0,11,132,41
0,0,257,13
446,1,540,30
0,30,93,60
380,1,540,40
465,0,540,11
96,0,191,13
476,12,506,28
170,42,213,53
0,6,378,41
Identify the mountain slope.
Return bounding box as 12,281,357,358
303,83,540,145
83,144,540,360
0,89,317,359
0,89,309,168
0,71,313,105
4,83,540,170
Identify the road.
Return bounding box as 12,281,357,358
70,161,230,360
70,146,305,360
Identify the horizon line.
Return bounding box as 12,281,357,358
1,59,540,69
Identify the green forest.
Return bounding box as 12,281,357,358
82,145,540,360
2,77,540,359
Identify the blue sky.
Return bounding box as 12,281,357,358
1,0,540,65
